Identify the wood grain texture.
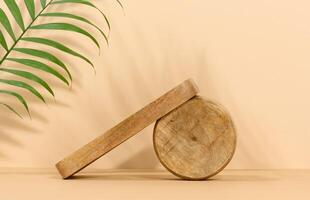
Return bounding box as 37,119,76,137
56,79,199,179
153,96,236,180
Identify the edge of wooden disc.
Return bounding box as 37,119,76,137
153,96,237,180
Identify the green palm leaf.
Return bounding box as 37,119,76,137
0,31,8,51
4,0,25,31
40,12,108,45
21,37,94,67
13,48,72,80
0,89,29,115
0,68,54,96
40,0,47,8
0,79,45,103
51,0,111,31
116,0,124,9
24,0,36,20
0,0,121,118
30,23,100,50
0,8,16,41
6,58,69,86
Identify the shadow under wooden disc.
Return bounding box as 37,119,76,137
153,96,237,180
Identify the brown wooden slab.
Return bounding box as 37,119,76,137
153,96,236,180
56,79,199,178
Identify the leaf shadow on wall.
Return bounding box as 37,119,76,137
215,73,273,168
0,77,77,158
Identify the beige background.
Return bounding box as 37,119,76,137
0,0,309,170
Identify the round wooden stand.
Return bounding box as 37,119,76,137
153,96,236,180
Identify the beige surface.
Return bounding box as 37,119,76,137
0,0,310,169
0,169,309,200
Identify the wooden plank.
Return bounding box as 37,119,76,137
56,79,199,179
153,96,236,180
